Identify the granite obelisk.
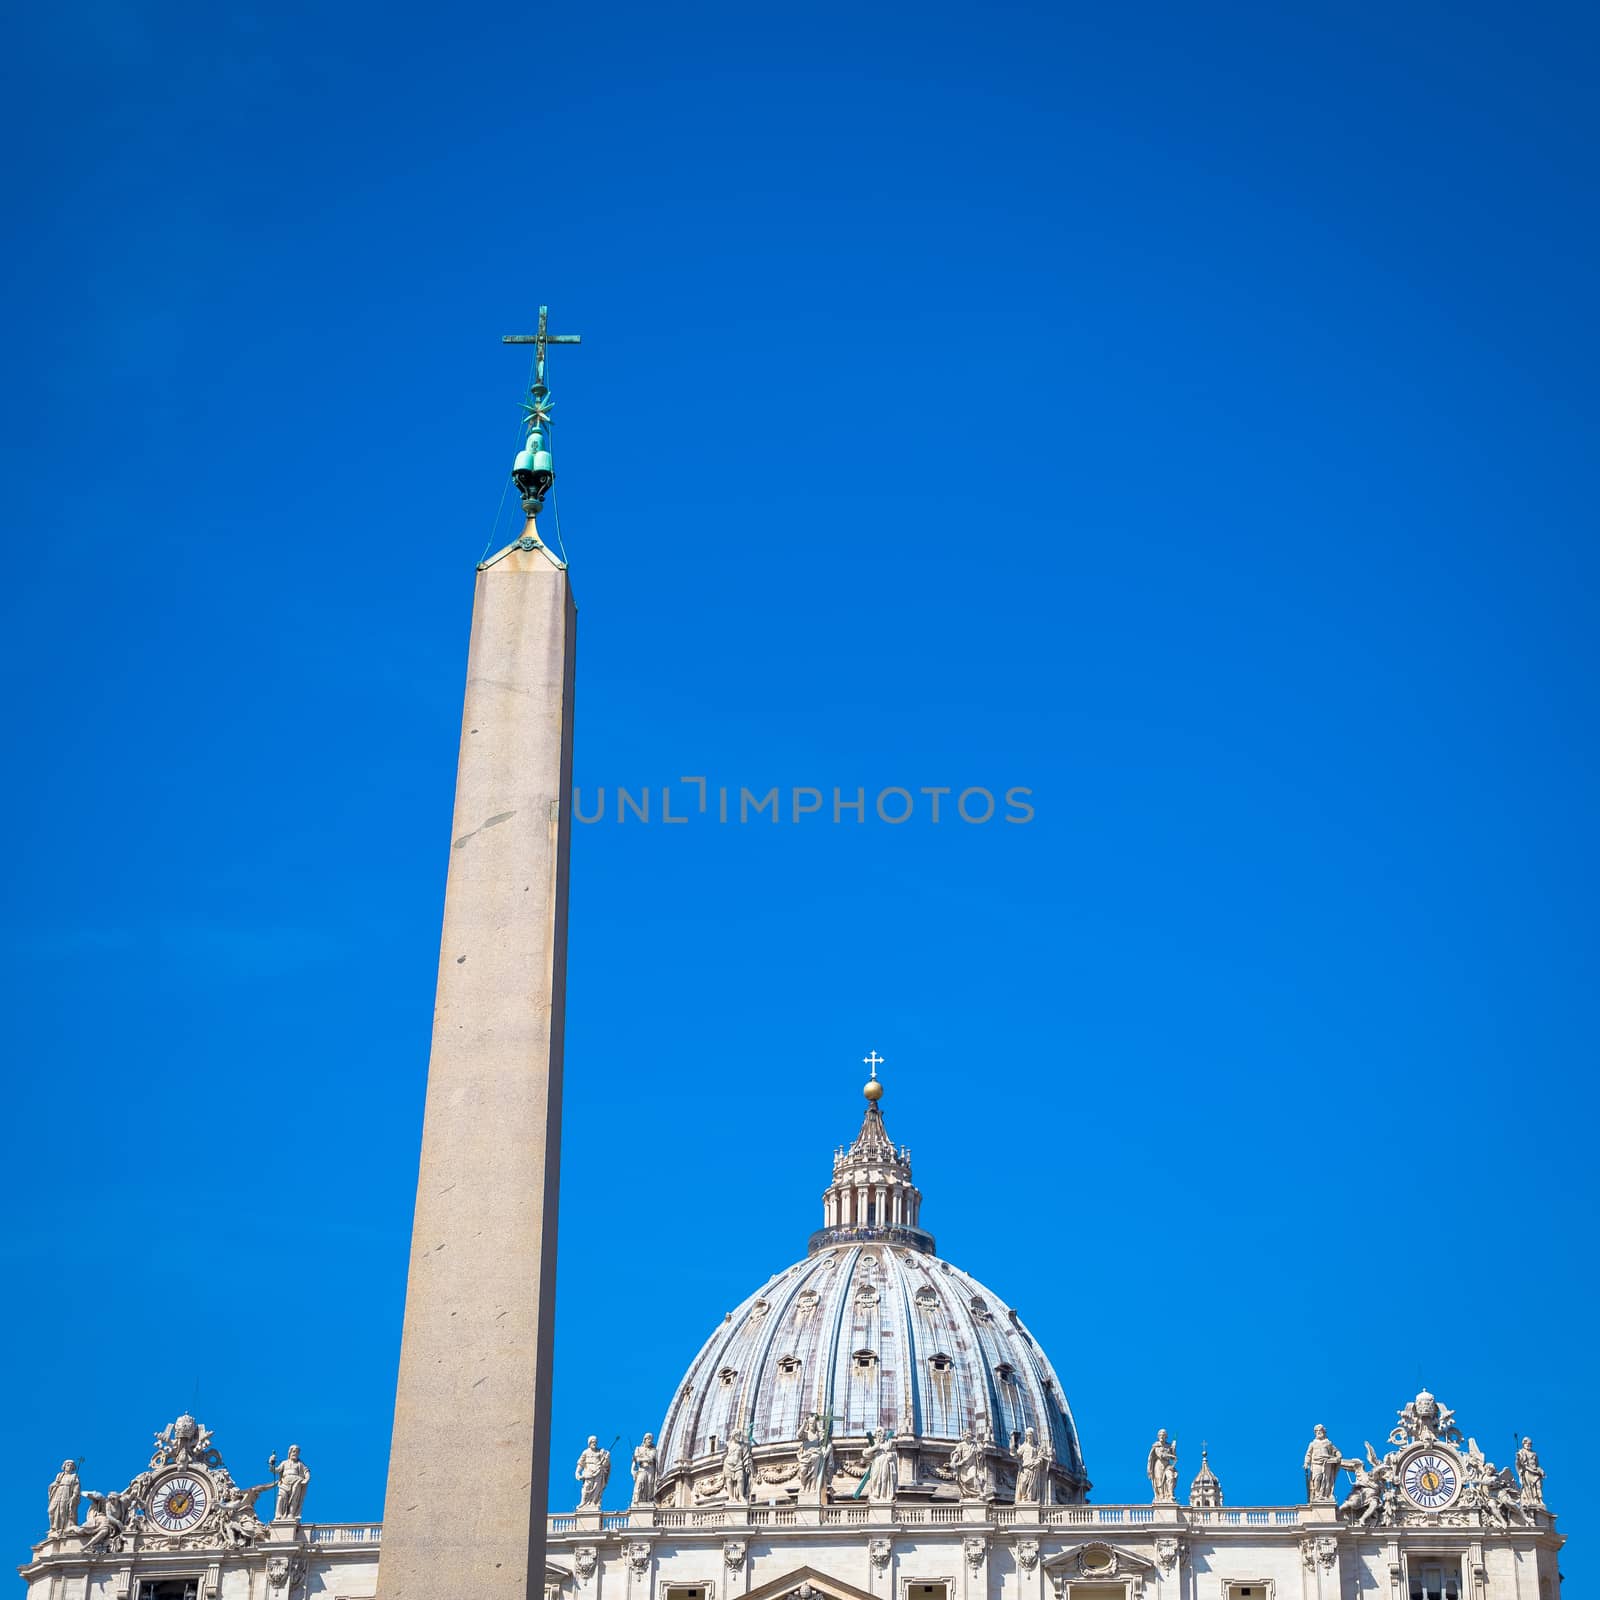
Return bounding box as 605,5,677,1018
381,315,578,1600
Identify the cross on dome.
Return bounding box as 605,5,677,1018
862,1050,885,1102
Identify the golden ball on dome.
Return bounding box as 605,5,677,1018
863,1078,885,1102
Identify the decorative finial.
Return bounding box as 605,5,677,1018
501,307,583,521
862,1050,885,1102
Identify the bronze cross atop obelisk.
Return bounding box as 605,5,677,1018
502,305,582,389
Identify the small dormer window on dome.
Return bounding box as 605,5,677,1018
776,1355,801,1378
852,1349,878,1374
929,1353,954,1374
718,1367,738,1388
995,1362,1018,1385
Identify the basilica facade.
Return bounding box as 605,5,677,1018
19,1075,1562,1600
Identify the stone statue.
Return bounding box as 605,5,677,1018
268,1444,311,1521
47,1460,81,1536
575,1437,611,1509
1338,1444,1392,1530
863,1428,897,1501
78,1489,132,1555
947,1427,988,1500
1146,1430,1178,1503
1014,1427,1052,1504
1303,1425,1343,1501
1463,1441,1523,1530
796,1413,834,1500
630,1434,658,1505
215,1471,275,1549
721,1435,753,1503
1516,1438,1546,1512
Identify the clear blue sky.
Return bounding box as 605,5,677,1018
5,0,1596,1585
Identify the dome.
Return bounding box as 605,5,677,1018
654,1074,1090,1504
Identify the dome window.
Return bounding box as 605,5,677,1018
929,1353,954,1374
914,1286,938,1309
969,1296,992,1321
855,1284,879,1308
852,1349,878,1374
718,1367,738,1388
748,1299,770,1320
776,1355,802,1378
995,1362,1018,1385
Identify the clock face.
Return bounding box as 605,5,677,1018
149,1473,210,1532
1402,1451,1460,1510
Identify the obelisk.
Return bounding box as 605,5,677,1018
381,313,578,1600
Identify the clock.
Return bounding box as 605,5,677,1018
1401,1451,1460,1510
148,1473,210,1533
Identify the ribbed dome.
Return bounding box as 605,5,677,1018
655,1075,1089,1504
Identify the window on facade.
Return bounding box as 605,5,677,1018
665,1587,707,1600
1069,1587,1123,1600
138,1584,198,1600
908,1585,947,1600
1408,1561,1462,1600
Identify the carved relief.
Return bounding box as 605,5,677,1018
1076,1546,1119,1580
724,1540,747,1570
625,1542,651,1576
1300,1538,1336,1572
575,1548,598,1584
1154,1539,1185,1576
870,1538,892,1571
1389,1390,1462,1447
964,1538,987,1574
267,1556,306,1595
1016,1539,1040,1573
151,1415,220,1470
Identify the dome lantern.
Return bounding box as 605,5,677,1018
1189,1444,1224,1509
810,1053,933,1256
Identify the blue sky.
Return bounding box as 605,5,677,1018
4,0,1597,1586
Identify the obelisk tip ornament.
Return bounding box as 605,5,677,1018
499,306,583,547
380,311,581,1600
